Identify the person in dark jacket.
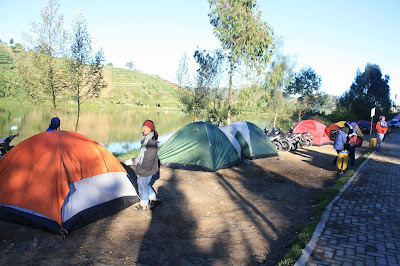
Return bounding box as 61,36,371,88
345,122,357,168
133,120,162,211
332,126,349,165
46,117,60,131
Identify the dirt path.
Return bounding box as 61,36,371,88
0,138,370,265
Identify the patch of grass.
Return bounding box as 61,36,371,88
113,149,141,163
277,149,373,265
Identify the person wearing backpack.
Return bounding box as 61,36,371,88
347,132,357,168
332,126,349,166
376,116,388,151
345,122,357,168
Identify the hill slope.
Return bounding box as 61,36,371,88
0,43,181,108
104,67,181,108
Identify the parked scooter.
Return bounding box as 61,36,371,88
0,126,19,159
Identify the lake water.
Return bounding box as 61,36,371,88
0,104,285,154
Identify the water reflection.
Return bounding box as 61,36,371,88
1,104,293,154
103,131,175,153
0,105,191,154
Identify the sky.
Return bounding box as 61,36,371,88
1,0,399,103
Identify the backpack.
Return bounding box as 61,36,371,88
355,136,363,147
348,134,357,145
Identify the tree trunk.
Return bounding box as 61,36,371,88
273,111,278,128
227,56,234,125
49,62,58,116
298,109,302,122
75,88,81,132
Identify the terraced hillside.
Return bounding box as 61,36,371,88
107,67,181,108
0,43,181,108
0,44,17,77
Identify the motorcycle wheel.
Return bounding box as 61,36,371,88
280,140,291,152
273,141,281,152
290,141,298,151
303,138,313,147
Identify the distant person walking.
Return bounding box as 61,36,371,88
332,126,349,166
345,122,357,168
376,116,388,151
133,120,162,211
46,117,60,131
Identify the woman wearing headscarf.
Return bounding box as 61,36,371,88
133,120,162,211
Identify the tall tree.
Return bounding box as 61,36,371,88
208,0,274,124
194,49,227,125
66,12,106,131
264,50,294,127
284,66,327,122
20,0,67,116
176,52,209,122
334,64,391,121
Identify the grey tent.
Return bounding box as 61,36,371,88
219,124,251,159
229,121,278,159
158,122,241,171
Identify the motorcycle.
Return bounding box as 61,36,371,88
264,127,292,152
301,131,314,146
286,127,313,147
284,127,302,151
0,126,19,159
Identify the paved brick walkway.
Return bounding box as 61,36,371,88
296,130,400,265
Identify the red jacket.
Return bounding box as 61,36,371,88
376,120,388,134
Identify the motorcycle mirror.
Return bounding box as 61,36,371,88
10,126,18,131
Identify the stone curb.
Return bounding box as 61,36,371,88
294,148,376,266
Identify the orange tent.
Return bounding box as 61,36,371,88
325,123,339,136
0,131,137,234
293,120,331,145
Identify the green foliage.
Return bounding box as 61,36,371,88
206,100,229,126
66,12,107,131
179,88,209,122
334,63,391,121
208,0,274,123
19,0,68,115
175,52,209,121
125,61,134,69
0,45,20,97
284,66,327,122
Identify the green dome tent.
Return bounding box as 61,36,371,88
229,121,278,159
219,124,251,159
159,122,241,171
